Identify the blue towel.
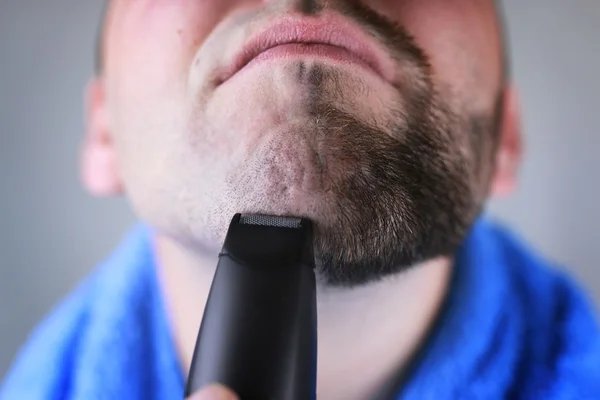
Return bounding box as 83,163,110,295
1,218,600,399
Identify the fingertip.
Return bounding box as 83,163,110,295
188,384,238,400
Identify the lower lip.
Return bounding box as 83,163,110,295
241,43,379,77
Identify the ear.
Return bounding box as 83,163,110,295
490,83,523,197
81,78,124,196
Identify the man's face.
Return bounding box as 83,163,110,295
92,0,506,285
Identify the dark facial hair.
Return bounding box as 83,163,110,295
292,1,501,287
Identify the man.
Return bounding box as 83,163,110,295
1,0,599,399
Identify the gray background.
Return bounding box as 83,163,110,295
1,0,599,379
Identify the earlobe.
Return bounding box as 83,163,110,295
490,84,523,197
81,78,124,196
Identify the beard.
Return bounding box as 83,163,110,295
312,93,497,287
222,59,500,287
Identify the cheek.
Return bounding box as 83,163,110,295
105,1,226,104
369,0,502,108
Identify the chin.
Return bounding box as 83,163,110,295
203,60,399,135
190,63,401,242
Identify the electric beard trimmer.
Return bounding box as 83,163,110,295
184,214,318,400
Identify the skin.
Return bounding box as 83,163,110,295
82,0,522,398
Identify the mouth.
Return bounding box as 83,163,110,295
217,14,395,84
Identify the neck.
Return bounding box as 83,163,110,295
155,234,451,400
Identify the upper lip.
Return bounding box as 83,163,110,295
218,14,394,83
